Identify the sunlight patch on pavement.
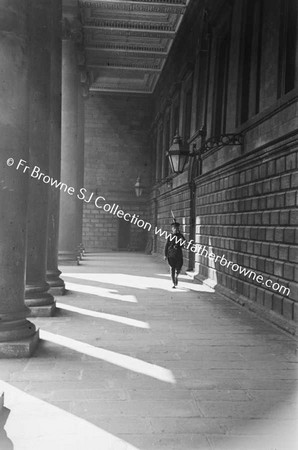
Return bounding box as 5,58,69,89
40,330,176,384
57,302,149,329
64,273,214,292
0,381,140,450
64,281,138,302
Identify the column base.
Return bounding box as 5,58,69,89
47,268,66,295
49,286,66,296
28,302,56,317
25,282,56,316
25,282,56,317
58,250,78,263
0,330,39,358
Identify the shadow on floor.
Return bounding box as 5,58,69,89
0,406,13,450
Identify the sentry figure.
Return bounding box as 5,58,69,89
164,220,186,288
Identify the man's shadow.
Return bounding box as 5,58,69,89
0,406,14,450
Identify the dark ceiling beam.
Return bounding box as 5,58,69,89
82,23,177,34
90,87,153,94
80,5,185,15
88,64,162,72
84,28,175,39
79,0,186,11
86,47,168,57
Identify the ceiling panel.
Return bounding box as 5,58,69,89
79,0,190,94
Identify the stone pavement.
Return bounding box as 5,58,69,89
0,252,297,450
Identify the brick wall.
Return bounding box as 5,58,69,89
151,137,298,329
83,200,150,252
83,93,153,251
194,141,298,325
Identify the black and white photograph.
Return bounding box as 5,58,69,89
0,0,297,449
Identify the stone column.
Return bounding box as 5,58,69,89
58,23,85,261
76,74,87,249
47,0,65,295
0,0,39,357
25,0,55,316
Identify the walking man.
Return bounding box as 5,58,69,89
164,221,185,288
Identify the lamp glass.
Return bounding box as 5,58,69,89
168,150,188,174
178,153,188,173
167,132,189,174
135,186,143,197
168,152,179,173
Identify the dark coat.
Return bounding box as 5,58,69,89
164,232,185,270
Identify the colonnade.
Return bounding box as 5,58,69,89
0,0,86,357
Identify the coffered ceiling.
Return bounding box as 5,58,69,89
78,0,190,94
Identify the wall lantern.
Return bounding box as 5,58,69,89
166,132,189,174
134,176,143,197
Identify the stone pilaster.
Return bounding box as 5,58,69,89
25,0,55,316
0,0,39,357
47,0,66,295
58,19,86,261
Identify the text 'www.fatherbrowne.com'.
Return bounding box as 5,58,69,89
155,227,290,297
